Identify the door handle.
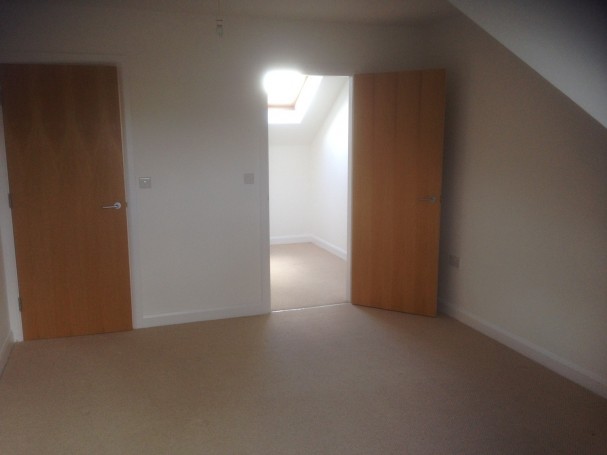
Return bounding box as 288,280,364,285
102,202,122,210
418,196,437,204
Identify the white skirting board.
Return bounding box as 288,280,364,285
270,235,347,260
137,303,269,329
0,329,13,377
439,300,607,400
270,235,313,245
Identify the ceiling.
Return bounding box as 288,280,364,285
8,0,458,24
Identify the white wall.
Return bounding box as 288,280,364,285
0,112,14,373
449,0,607,129
268,143,311,242
309,83,350,258
0,3,425,336
423,15,607,397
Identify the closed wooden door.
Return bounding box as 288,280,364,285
351,70,446,316
1,64,132,340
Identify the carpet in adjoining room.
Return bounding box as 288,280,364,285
270,242,347,311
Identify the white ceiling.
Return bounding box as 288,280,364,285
9,0,458,24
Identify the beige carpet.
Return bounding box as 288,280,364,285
271,242,347,311
1,304,606,454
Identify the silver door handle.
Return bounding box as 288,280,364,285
418,196,437,204
102,202,122,210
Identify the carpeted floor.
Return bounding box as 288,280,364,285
1,304,606,454
270,242,347,311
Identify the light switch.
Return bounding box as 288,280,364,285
244,173,255,185
139,177,152,189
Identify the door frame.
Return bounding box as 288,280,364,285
262,71,444,313
0,54,141,341
262,72,354,310
346,76,354,303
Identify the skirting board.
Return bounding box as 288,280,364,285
0,329,13,377
270,235,347,260
270,235,312,245
440,300,607,400
310,236,347,260
137,303,269,329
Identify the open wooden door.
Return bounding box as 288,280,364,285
351,70,446,316
1,64,133,340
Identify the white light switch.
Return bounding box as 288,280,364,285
139,177,152,189
244,173,255,185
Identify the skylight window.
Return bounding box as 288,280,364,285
263,70,322,124
265,71,307,108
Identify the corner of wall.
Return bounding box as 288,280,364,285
429,10,607,401
439,299,607,400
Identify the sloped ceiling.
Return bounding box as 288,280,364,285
448,0,607,129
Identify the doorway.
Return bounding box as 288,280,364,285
265,72,350,311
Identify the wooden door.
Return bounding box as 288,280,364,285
1,64,133,340
351,70,446,316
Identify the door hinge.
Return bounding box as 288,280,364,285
18,297,22,312
8,193,12,209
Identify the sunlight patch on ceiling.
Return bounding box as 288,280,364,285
263,70,322,124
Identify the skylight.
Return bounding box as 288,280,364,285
265,71,307,108
263,70,322,124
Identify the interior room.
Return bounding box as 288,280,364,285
0,0,606,453
267,73,349,311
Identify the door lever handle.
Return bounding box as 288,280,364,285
418,196,437,204
102,202,122,210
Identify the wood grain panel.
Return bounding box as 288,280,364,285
1,64,132,339
351,70,446,316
